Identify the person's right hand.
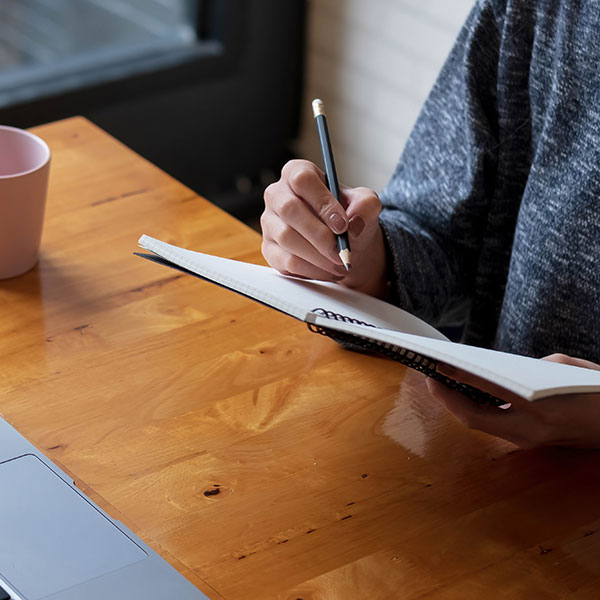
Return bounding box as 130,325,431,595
261,160,389,297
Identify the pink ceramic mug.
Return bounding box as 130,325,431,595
0,126,50,279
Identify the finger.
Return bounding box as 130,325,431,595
261,239,345,282
543,353,600,371
282,161,349,234
261,211,347,275
426,378,542,447
342,187,382,242
436,363,529,409
265,191,343,265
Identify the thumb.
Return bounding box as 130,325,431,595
341,186,382,242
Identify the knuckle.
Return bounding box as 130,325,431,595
277,196,299,221
273,222,294,247
364,191,382,214
282,254,302,275
351,187,381,218
289,166,314,191
355,186,379,201
263,182,279,203
315,197,333,219
282,158,306,176
282,159,314,183
309,193,336,222
546,353,570,365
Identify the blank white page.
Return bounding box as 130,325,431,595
138,235,447,341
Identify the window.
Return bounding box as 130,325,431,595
0,0,306,222
0,0,203,108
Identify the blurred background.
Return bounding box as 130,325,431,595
0,0,473,227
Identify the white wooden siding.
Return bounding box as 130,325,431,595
297,0,475,191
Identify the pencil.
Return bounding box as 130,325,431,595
312,98,351,271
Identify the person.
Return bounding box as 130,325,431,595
260,0,600,449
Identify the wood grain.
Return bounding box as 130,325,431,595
1,117,599,599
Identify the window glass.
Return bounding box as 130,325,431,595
0,0,198,107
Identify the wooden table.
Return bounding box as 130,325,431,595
2,117,600,599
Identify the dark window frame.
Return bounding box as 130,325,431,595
0,0,307,221
0,0,248,126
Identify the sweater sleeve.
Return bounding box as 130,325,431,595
379,0,503,327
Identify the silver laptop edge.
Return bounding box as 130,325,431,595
0,417,210,600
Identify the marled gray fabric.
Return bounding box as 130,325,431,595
379,0,600,361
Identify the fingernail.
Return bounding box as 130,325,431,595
332,275,344,282
330,246,341,262
437,363,456,377
329,213,346,234
348,215,365,238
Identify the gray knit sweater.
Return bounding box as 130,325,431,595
379,0,600,362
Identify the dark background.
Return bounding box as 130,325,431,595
0,0,306,223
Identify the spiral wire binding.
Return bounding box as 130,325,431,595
308,309,504,407
310,307,377,328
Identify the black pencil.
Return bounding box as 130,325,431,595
312,98,351,271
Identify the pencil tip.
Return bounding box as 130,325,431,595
339,248,351,271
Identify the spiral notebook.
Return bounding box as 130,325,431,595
136,235,600,405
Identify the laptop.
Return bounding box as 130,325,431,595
0,417,210,600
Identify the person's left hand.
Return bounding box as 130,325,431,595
426,354,600,449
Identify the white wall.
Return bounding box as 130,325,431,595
297,0,475,192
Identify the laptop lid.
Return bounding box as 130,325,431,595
0,417,210,600
0,454,146,599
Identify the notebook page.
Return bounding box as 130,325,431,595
309,315,600,401
138,235,447,341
